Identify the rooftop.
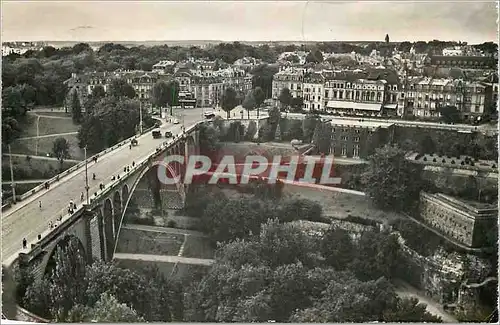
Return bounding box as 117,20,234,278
328,118,394,129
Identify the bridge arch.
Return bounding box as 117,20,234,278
44,234,86,278
103,198,114,259
122,184,129,204
111,161,184,257
113,191,122,238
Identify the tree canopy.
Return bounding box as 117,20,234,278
362,144,424,211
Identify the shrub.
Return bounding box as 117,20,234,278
166,220,177,228
344,215,378,227
461,161,465,165
451,160,455,164
433,158,437,162
423,157,427,161
442,159,446,163
492,164,496,168
414,154,422,160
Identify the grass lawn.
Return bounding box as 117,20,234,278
37,115,78,136
181,235,214,259
10,135,84,160
282,184,401,223
115,228,185,256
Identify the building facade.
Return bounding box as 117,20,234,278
324,71,387,117
303,72,326,111
272,67,304,100
399,77,492,121
419,192,498,248
329,119,395,158
425,55,497,70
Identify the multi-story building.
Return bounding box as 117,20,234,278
189,76,224,107
398,77,492,121
214,67,253,94
425,55,497,70
328,119,395,158
324,69,399,117
65,70,165,111
442,47,464,56
272,67,304,100
419,192,498,248
1,41,46,56
174,67,253,107
152,60,176,74
303,72,326,111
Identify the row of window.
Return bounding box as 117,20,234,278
332,145,360,157
332,136,360,142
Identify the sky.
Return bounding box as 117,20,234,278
1,1,498,44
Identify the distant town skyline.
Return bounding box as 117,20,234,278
1,1,498,44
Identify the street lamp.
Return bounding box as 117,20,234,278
8,145,16,202
84,146,90,205
139,100,143,134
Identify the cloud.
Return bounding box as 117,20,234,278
70,25,94,31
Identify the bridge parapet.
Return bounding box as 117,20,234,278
2,125,158,212
5,123,202,269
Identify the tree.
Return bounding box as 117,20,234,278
320,226,355,271
290,96,304,112
201,197,269,244
242,90,257,119
2,116,22,147
383,297,442,322
221,87,238,119
253,86,265,118
303,114,320,143
198,123,221,155
47,237,87,321
70,90,82,123
78,97,147,153
166,81,180,115
90,84,106,99
362,144,423,211
419,135,435,154
439,105,460,124
108,78,136,99
305,49,324,63
350,230,400,281
152,80,170,109
52,137,70,168
2,266,17,320
2,86,26,116
279,87,292,112
398,41,413,53
312,122,333,155
81,293,144,322
385,34,390,44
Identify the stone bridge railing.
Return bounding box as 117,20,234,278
8,122,202,268
2,126,158,212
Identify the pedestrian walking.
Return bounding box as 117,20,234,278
81,192,84,202
22,238,27,249
39,201,42,209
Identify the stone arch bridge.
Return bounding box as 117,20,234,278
14,130,199,282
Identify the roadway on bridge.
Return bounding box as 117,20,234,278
1,108,205,265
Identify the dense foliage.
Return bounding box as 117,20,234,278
362,144,424,211
184,219,442,323
21,237,182,322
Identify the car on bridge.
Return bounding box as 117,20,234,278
152,129,162,138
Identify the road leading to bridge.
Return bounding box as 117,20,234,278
2,108,205,265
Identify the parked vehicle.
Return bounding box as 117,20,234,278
165,131,173,138
173,119,180,124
